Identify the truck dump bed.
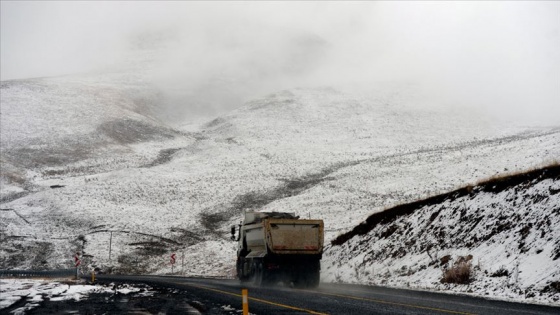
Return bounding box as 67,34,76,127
264,219,324,255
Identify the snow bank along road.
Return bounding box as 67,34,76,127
90,275,558,314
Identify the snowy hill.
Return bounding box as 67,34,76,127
0,71,192,195
323,165,560,304
1,73,559,303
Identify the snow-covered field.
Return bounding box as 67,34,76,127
1,63,559,305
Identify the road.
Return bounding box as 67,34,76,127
93,275,559,314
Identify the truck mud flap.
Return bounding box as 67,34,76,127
245,250,267,258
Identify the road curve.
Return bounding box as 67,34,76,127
93,275,559,314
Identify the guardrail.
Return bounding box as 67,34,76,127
0,269,76,279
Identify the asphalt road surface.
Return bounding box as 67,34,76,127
86,275,559,315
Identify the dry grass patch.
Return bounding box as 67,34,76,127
441,255,473,284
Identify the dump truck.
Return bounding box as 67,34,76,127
231,211,324,288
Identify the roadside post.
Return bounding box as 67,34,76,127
181,251,185,275
91,270,95,283
74,253,81,280
242,289,249,315
108,231,113,262
170,253,176,274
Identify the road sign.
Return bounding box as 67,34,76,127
170,253,176,265
74,253,81,267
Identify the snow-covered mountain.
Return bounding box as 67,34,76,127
1,67,559,303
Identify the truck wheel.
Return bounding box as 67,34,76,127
293,269,320,288
239,272,250,282
253,262,264,286
307,269,320,288
292,271,308,289
237,258,250,282
293,278,306,289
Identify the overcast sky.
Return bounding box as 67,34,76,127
1,1,559,124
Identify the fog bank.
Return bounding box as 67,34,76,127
2,2,559,124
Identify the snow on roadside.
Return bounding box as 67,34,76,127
0,279,153,312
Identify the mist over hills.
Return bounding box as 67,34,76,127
4,2,559,124
1,1,560,305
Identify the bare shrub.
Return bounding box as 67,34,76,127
490,266,509,277
441,255,473,284
334,271,342,283
439,255,451,267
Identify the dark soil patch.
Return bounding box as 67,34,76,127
541,281,560,293
128,241,168,256
490,267,509,278
379,224,398,239
199,167,341,233
478,165,560,194
0,191,30,203
200,212,232,233
97,119,178,145
552,241,560,261
169,228,204,246
142,148,183,168
10,139,94,168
